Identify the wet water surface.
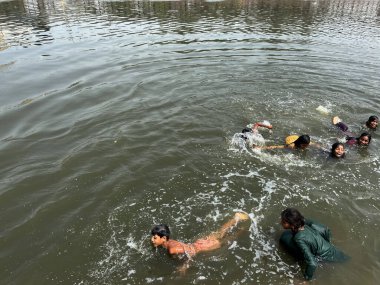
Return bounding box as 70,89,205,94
1,0,380,284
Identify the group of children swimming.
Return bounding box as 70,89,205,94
150,114,378,281
151,208,349,281
240,115,378,159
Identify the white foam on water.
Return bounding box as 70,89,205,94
145,277,163,283
216,165,307,282
128,269,135,276
263,180,276,195
220,180,229,192
228,240,238,250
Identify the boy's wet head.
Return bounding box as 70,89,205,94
151,224,170,239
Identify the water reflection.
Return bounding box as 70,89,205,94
1,0,379,48
0,0,53,48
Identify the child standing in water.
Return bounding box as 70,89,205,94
279,208,349,281
151,212,249,257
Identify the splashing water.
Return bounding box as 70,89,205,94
230,131,266,150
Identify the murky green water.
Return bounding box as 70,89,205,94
1,0,380,284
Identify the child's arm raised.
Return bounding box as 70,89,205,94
252,122,273,131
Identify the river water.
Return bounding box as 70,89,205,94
1,0,380,284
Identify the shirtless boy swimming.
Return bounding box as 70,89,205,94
151,212,249,256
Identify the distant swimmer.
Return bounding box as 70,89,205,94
330,142,345,158
365,115,378,130
254,134,313,150
332,116,372,146
279,208,349,281
151,212,250,273
345,132,371,146
333,115,378,133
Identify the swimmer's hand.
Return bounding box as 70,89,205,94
332,116,341,125
234,212,250,221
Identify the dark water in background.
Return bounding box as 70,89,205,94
1,0,380,284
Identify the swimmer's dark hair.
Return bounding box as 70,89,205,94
366,115,378,128
357,132,372,144
294,135,310,148
151,224,170,240
241,127,252,134
331,142,345,158
281,208,305,232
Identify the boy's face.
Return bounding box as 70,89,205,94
151,234,167,247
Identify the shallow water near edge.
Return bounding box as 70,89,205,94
1,0,380,284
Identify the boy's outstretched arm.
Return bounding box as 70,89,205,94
253,145,286,150
252,122,273,131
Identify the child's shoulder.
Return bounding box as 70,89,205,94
167,239,183,247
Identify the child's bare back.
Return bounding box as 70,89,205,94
151,212,250,257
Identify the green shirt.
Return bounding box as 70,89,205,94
293,220,348,280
